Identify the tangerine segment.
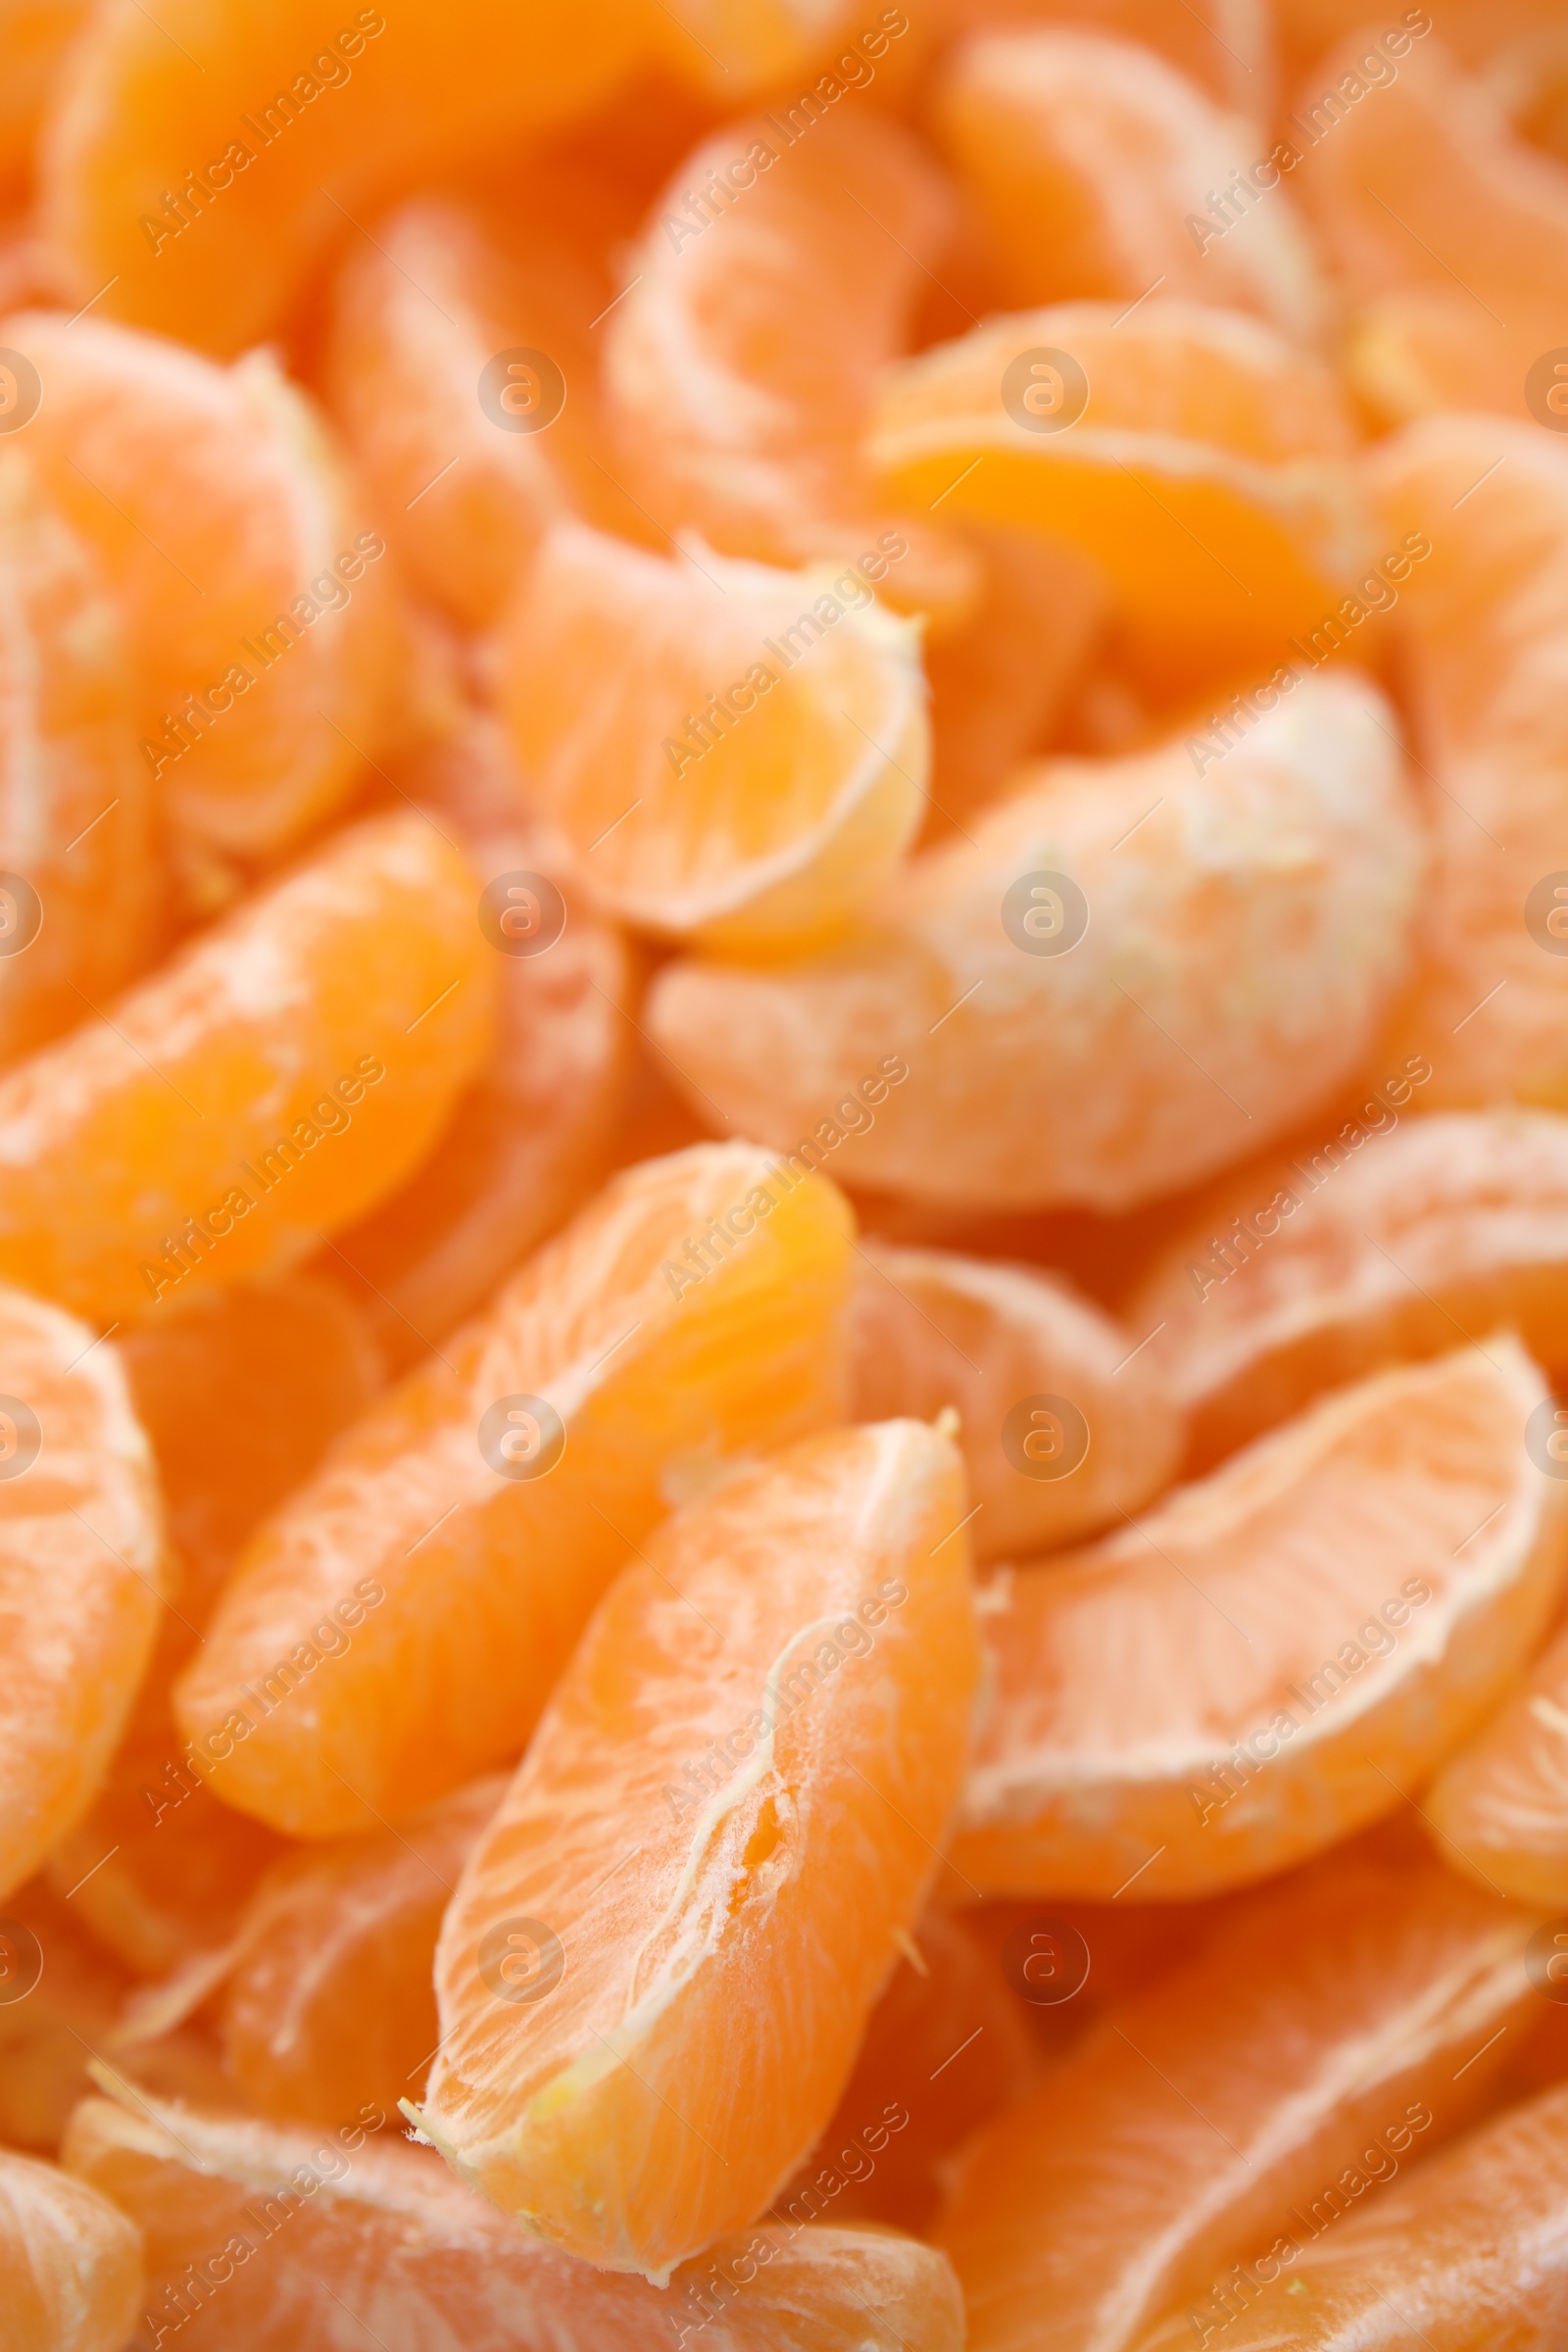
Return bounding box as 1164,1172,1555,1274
0,3,87,199
601,107,970,617
0,2145,143,2352
1366,418,1568,1106
1132,2080,1568,2352
937,1861,1537,2352
0,449,154,1069
174,1141,854,1838
2,310,398,858
931,0,1272,116
0,810,492,1330
63,2090,965,2352
649,670,1424,1213
933,28,1325,335
952,1342,1568,1900
35,0,651,356
221,1774,507,2127
868,300,1365,694
320,196,591,629
416,1421,978,2276
1130,1110,1568,1472
0,1285,169,1902
500,522,927,952
1426,1623,1568,1906
848,1242,1184,1560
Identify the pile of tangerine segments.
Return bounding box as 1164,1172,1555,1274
7,1,1568,2347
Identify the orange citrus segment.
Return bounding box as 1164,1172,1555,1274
848,1241,1185,1559
602,106,972,621
0,447,155,1069
415,1419,978,2276
953,1341,1568,1898
648,670,1425,1212
173,1141,854,1837
499,521,928,951
1426,1622,1568,1906
1365,417,1568,1105
937,1860,1538,2352
1,310,399,857
868,298,1366,694
62,2086,965,2351
0,1284,169,1900
0,810,493,1329
220,1773,505,2128
1131,2079,1568,2352
0,1,87,200
933,27,1326,335
0,2144,143,2352
932,0,1273,117
1130,1110,1568,1470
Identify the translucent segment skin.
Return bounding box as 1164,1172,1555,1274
847,1242,1184,1559
62,2091,964,2352
1131,2080,1568,2352
1366,420,1568,1106
0,810,494,1329
1426,1621,1568,1905
417,1422,979,2277
649,672,1424,1213
937,1862,1540,2352
0,451,155,1070
0,1285,169,1900
0,2146,143,2352
1130,1110,1568,1470
174,1143,855,1837
0,312,399,857
221,1774,507,2126
934,28,1326,334
952,1343,1568,1898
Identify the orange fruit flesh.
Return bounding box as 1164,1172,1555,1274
937,1860,1539,2352
1132,2078,1568,2351
220,1774,507,2127
930,0,1271,115
499,521,929,953
1,310,399,858
1131,1110,1568,1470
0,809,493,1329
0,2142,144,2352
1426,1621,1568,1906
62,2086,966,2352
847,1240,1185,1559
0,1284,169,1901
868,298,1365,696
0,1,87,201
416,1421,979,2277
174,1142,855,1837
648,669,1423,1213
954,1342,1568,1899
0,448,155,1070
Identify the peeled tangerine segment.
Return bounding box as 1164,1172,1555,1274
952,1341,1568,1900
1366,417,1568,1106
0,810,492,1329
1133,1109,1568,1470
603,106,967,616
221,1773,506,2127
62,2089,963,2352
0,2145,143,2352
869,298,1364,694
848,1241,1184,1559
500,522,927,952
649,670,1423,1213
0,1284,168,1900
0,449,153,1068
416,1421,978,2278
933,27,1326,335
1427,1620,1568,1906
1,311,397,856
936,1860,1538,2352
174,1142,854,1838
1133,2079,1568,2352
